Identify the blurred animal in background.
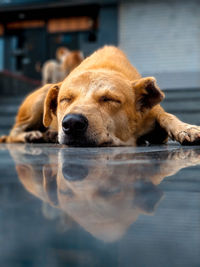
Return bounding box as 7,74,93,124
35,46,70,75
55,47,70,62
41,47,84,84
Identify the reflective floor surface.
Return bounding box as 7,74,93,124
0,143,200,267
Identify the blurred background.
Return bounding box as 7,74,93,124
0,0,200,134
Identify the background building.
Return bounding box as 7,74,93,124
0,0,118,80
119,0,200,89
0,0,200,89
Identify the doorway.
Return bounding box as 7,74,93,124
4,27,46,80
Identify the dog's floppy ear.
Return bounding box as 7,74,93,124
133,77,165,111
133,181,163,213
43,83,61,127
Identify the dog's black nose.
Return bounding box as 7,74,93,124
62,114,88,135
62,163,88,181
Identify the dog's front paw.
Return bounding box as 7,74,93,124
0,136,7,143
177,126,200,145
25,131,44,143
43,130,58,143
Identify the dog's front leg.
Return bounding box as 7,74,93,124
155,106,200,145
0,127,44,143
0,128,58,144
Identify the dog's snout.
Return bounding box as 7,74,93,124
62,114,88,135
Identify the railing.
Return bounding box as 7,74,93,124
0,70,41,96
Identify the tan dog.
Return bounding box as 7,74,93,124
6,145,200,242
1,45,200,146
42,50,84,84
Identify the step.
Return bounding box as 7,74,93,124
0,128,10,135
0,96,24,104
0,106,19,116
163,89,200,100
168,113,200,125
161,101,200,112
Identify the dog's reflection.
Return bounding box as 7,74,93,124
7,145,200,242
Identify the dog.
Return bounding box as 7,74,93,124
35,46,69,80
55,47,70,62
42,49,84,84
6,145,200,242
1,45,200,146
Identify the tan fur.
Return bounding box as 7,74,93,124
1,45,200,146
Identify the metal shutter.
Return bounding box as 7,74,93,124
119,0,200,89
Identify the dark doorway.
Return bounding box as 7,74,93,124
4,27,46,80
22,28,46,79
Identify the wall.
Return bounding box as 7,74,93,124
119,0,200,89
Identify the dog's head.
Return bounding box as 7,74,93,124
56,46,70,62
43,70,164,146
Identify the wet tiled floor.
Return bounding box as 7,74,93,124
0,143,200,266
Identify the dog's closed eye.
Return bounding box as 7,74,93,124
99,96,121,104
60,96,74,104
